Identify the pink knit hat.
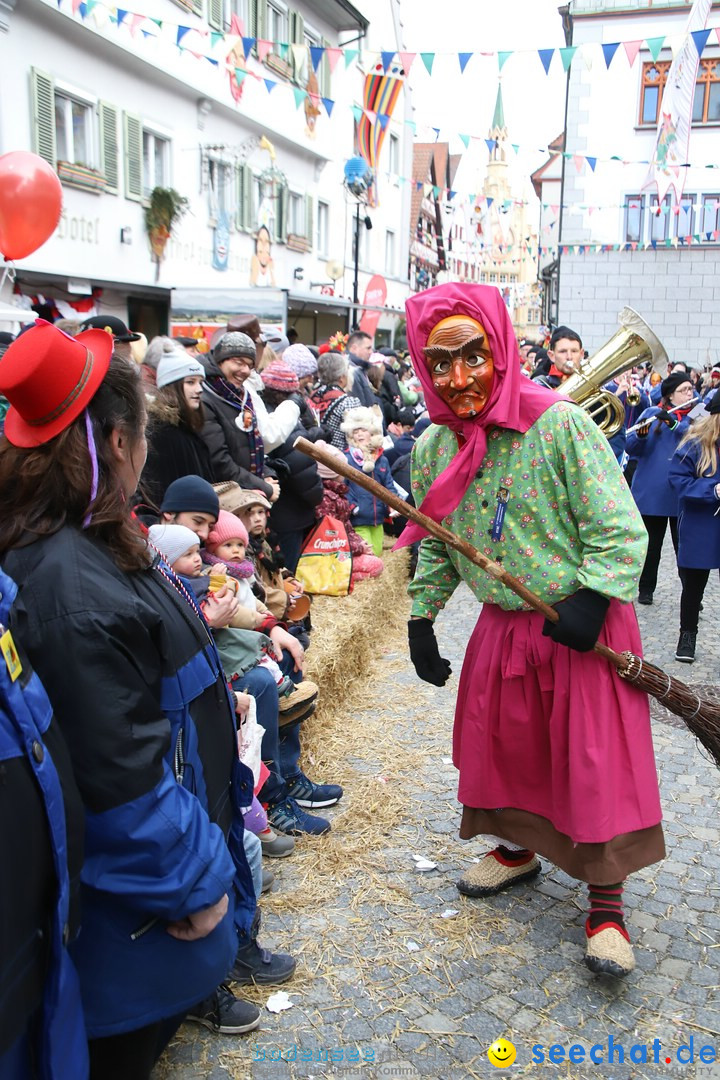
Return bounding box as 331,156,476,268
206,509,249,552
262,360,299,392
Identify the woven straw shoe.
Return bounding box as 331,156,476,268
456,849,541,898
584,921,636,978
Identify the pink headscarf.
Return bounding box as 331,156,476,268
396,283,560,547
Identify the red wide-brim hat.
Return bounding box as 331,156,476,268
0,319,113,447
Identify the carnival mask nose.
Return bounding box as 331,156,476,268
423,315,495,419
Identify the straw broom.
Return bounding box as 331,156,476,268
296,436,720,769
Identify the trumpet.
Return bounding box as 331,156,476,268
561,308,668,438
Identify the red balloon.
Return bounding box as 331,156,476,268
0,151,63,261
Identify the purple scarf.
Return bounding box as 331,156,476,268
208,374,265,475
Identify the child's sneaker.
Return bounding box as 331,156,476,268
258,826,295,858
277,675,296,698
266,796,330,836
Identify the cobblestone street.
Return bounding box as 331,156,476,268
162,543,720,1080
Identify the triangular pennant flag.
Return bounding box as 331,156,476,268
234,68,247,86
602,41,619,68
432,186,440,198
691,28,711,57
498,50,512,70
398,51,415,74
586,156,597,172
538,48,554,74
448,190,456,200
352,104,363,123
486,197,493,208
377,113,390,130
363,108,377,124
207,57,218,66
405,119,416,134
381,50,395,72
431,126,440,141
325,47,341,73
511,143,520,154
75,0,88,12
177,25,192,46
210,31,223,47
458,52,472,73
573,154,584,172
264,78,276,93
291,43,306,69
646,36,665,62
623,39,642,67
559,46,577,71
322,97,334,117
292,86,306,108
277,42,289,61
257,39,272,62
485,138,496,152
459,133,470,149
344,48,358,68
241,36,255,59
420,52,435,74
310,45,324,71
115,7,128,23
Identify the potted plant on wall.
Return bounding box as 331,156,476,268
144,187,188,280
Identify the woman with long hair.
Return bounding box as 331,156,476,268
626,371,696,604
668,395,720,662
0,322,259,1078
142,342,213,507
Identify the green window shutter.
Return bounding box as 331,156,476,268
304,194,313,243
320,37,331,99
277,183,289,243
250,0,265,40
99,102,119,194
189,0,203,15
290,12,305,82
123,112,143,201
239,164,254,230
30,68,56,167
207,0,223,29
290,11,304,42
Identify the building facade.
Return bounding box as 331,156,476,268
0,0,414,347
553,0,720,366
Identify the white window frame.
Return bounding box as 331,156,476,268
288,190,305,237
316,200,329,257
266,0,289,45
54,81,97,168
385,228,396,276
208,156,234,223
388,133,400,176
142,128,170,197
224,0,247,27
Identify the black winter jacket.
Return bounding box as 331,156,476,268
265,412,324,533
201,363,275,498
143,399,214,507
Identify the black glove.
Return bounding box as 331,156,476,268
541,588,610,653
656,409,678,430
408,618,452,686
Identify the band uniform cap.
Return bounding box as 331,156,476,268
0,319,113,447
80,314,141,342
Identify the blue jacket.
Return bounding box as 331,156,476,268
344,451,400,527
626,406,690,516
384,432,416,467
0,568,88,1079
669,440,720,569
4,529,255,1038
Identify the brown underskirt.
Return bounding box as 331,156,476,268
460,807,665,885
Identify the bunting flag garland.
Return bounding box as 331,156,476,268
52,0,720,83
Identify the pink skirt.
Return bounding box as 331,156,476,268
455,601,664,881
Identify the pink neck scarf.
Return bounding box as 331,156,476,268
395,284,560,547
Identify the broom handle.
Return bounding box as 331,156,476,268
295,437,625,669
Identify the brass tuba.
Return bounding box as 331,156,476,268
561,307,668,438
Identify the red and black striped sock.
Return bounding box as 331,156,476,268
587,882,626,932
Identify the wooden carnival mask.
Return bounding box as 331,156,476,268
422,314,495,418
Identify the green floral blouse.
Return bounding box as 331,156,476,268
408,400,648,618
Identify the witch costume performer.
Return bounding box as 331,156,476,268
400,283,664,978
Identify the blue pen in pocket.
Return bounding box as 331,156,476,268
491,487,510,542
